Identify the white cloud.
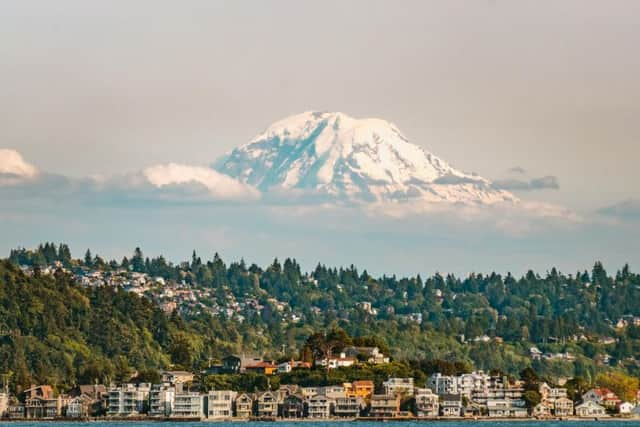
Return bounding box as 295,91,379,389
140,163,260,201
0,151,575,233
0,158,260,204
0,148,39,185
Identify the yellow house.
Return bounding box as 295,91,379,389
245,361,278,376
345,380,374,401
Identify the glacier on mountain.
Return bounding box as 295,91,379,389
216,111,517,205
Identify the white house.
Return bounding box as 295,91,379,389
315,352,356,369
487,399,528,418
575,401,606,417
277,362,292,374
619,402,635,414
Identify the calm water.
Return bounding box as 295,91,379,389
2,422,640,427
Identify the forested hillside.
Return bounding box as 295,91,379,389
0,260,172,388
3,244,640,392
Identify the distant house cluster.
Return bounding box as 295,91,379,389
3,369,640,420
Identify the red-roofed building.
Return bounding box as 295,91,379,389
582,388,621,409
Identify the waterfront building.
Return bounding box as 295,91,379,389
149,384,175,417
532,403,552,418
108,383,151,416
207,390,236,419
575,400,606,417
440,394,463,417
256,391,279,417
414,388,439,417
334,396,362,418
345,380,375,401
427,373,458,396
307,394,334,418
171,392,204,418
383,377,414,397
369,394,400,418
554,397,574,417
486,399,527,418
281,394,305,418
234,393,253,418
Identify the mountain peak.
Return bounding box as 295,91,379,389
217,112,516,205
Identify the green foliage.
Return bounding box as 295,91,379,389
0,260,172,391
6,244,640,389
202,373,278,393
522,390,541,409
595,371,640,402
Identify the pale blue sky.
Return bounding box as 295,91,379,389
1,1,639,275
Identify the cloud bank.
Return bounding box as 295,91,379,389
0,148,573,225
1,148,637,275
141,163,260,201
494,175,560,191
599,199,640,220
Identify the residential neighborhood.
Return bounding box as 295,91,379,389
1,367,639,420
5,251,640,422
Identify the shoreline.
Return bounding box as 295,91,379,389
2,417,640,423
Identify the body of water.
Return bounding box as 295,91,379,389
3,422,640,427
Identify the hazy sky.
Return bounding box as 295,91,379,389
1,1,639,274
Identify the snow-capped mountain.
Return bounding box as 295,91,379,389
216,111,517,205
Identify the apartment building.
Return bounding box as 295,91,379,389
334,396,362,418
414,388,439,417
427,374,458,396
108,383,151,416
369,395,400,418
307,394,334,418
382,378,414,397
149,384,175,417
171,392,203,418
207,390,236,419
